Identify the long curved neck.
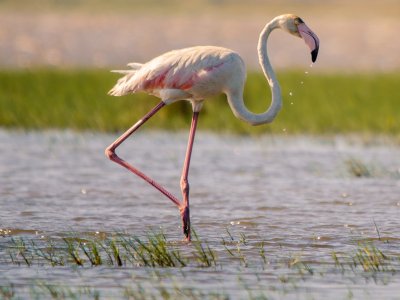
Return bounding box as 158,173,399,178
228,19,282,126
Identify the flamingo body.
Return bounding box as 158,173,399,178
109,46,245,111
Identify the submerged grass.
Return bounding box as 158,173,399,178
332,243,397,274
7,231,203,268
0,69,399,135
5,230,399,275
345,158,372,178
2,230,400,299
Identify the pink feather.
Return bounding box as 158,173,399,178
108,46,234,97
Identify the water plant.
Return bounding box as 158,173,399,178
33,239,65,266
352,244,393,273
9,237,32,267
2,229,400,299
0,284,15,300
192,230,217,267
332,242,397,274
31,282,100,300
345,158,372,177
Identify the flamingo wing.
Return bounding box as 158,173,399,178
108,46,234,97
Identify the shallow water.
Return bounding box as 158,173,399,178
1,130,400,299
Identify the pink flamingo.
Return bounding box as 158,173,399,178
105,14,319,241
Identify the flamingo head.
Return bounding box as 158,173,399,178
278,14,320,63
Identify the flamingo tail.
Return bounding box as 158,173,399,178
108,62,144,96
108,73,134,96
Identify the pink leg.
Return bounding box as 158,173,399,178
180,111,200,241
105,101,181,207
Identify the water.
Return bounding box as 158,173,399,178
1,130,400,299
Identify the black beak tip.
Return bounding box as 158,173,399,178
311,48,319,63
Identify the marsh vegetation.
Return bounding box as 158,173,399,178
1,70,399,136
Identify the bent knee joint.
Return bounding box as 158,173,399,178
105,146,116,160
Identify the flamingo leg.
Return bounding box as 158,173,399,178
180,111,199,241
105,101,181,207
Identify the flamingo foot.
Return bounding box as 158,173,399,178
180,206,191,242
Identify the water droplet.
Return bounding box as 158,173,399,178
310,63,314,68
317,236,321,240
230,221,235,226
236,221,241,225
300,81,304,85
344,224,349,228
289,92,293,96
81,188,87,194
290,102,294,105
282,128,287,132
305,71,309,75
341,193,348,198
348,202,353,206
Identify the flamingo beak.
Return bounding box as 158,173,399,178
297,23,320,63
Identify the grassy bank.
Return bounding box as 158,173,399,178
0,69,399,135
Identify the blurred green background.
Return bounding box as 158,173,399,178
0,0,399,135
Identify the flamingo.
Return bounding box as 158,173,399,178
105,14,319,241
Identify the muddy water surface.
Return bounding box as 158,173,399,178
1,130,400,299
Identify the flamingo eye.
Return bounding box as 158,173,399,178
295,17,304,25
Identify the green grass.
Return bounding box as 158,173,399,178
345,158,372,178
2,230,400,299
0,69,399,135
6,230,400,273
